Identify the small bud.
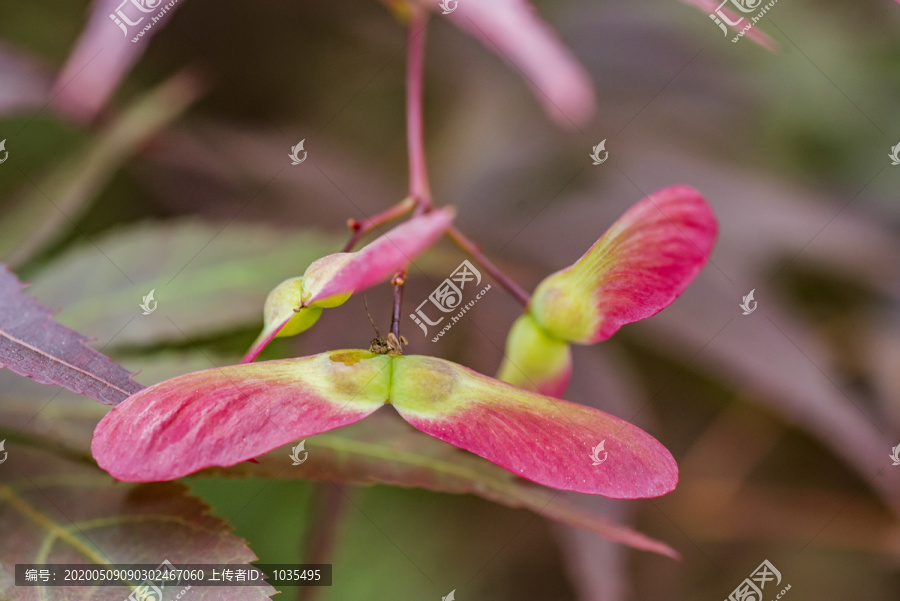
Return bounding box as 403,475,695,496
242,207,456,362
263,277,324,338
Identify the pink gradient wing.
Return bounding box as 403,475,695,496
304,207,455,304
391,355,678,499
530,185,718,344
92,350,391,481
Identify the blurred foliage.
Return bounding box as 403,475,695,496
2,0,900,599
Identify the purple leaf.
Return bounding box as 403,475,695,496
0,266,143,405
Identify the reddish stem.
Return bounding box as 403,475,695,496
341,196,415,252
404,11,530,307
446,227,532,306
407,10,432,211
390,271,406,339
379,9,431,343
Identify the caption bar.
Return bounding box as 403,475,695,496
15,564,332,587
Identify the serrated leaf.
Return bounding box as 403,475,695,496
0,266,143,405
27,221,341,348
0,446,275,601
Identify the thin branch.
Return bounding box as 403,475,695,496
446,227,531,306
407,9,432,211
341,197,416,252
404,11,530,306
390,271,406,339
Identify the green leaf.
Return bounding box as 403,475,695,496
0,447,275,600
27,220,340,348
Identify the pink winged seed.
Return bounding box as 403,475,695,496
391,356,678,499
93,351,677,499
241,208,455,363
92,351,391,481
304,207,455,305
531,185,718,345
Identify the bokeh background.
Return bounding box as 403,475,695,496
1,0,900,599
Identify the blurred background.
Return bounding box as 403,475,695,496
1,0,900,599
